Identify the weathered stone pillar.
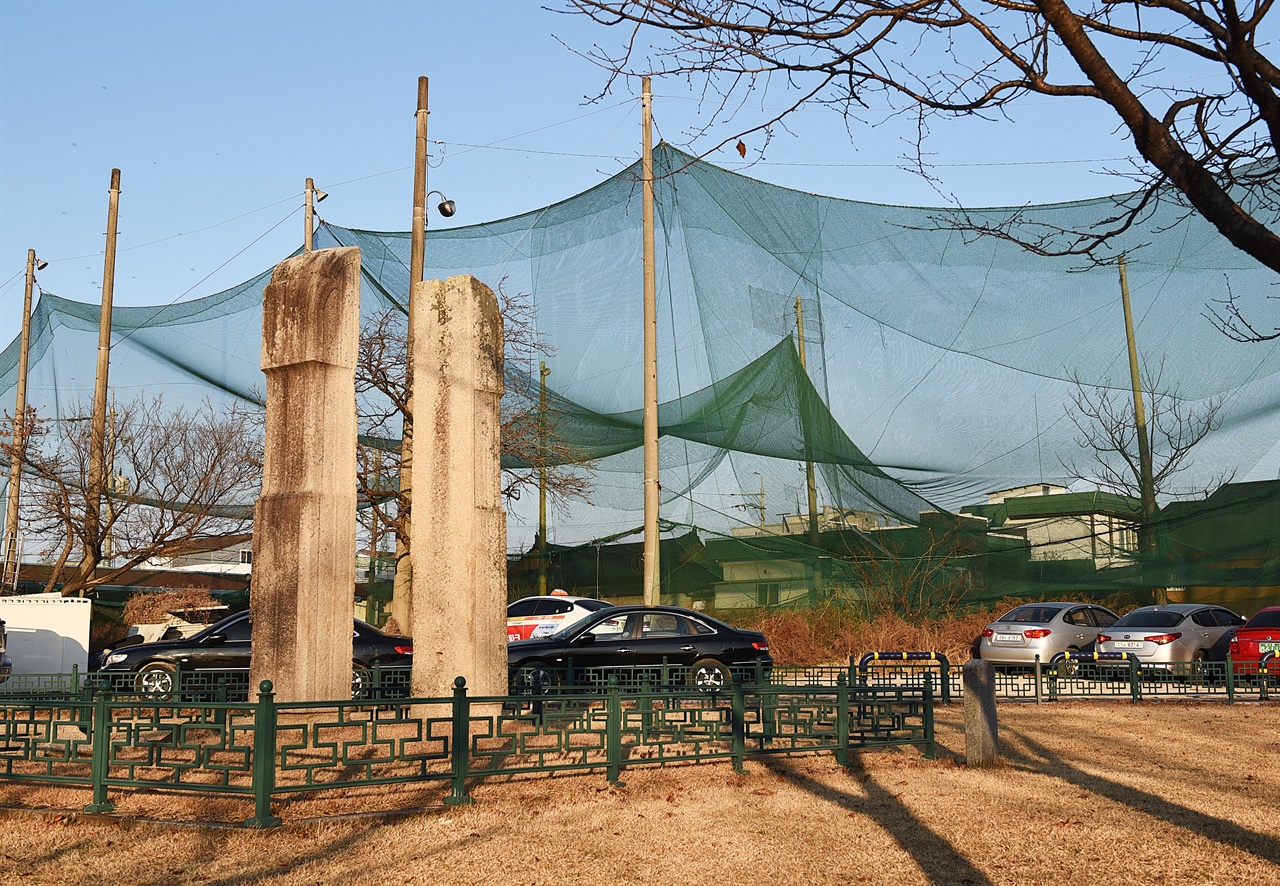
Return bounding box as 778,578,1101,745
410,274,507,699
963,658,1000,766
250,247,360,703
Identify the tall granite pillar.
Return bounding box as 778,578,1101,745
410,274,507,699
250,247,360,703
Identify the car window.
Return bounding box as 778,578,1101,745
1112,610,1184,628
1091,608,1118,628
639,613,699,638
550,600,575,615
580,599,613,612
507,599,537,618
1211,609,1245,627
1063,608,1090,626
215,617,252,642
584,614,631,640
1191,609,1217,627
997,606,1062,625
1244,610,1280,629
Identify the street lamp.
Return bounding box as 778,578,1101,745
427,189,456,219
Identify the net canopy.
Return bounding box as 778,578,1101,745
3,146,1278,610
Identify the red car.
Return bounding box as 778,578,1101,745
1228,606,1280,678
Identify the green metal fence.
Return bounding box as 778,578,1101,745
0,674,934,827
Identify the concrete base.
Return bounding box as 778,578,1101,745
963,658,999,767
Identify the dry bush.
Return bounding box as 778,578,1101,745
727,600,1128,666
121,588,223,626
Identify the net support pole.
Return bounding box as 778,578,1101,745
393,76,430,628
304,177,316,252
641,76,660,607
2,249,38,592
796,296,822,604
84,168,122,592
1119,257,1157,554
538,361,550,597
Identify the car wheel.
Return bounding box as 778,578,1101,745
1190,649,1207,678
1061,648,1081,677
515,659,560,694
351,663,372,699
134,662,176,699
689,658,732,691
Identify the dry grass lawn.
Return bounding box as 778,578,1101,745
1,701,1277,885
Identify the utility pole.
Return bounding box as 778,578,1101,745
304,177,322,252
1119,256,1160,602
538,361,550,597
641,76,661,607
392,76,430,628
82,168,122,593
795,296,822,604
2,248,42,593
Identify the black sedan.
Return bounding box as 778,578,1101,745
508,604,772,690
95,611,413,697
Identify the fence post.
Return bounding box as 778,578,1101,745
83,682,114,813
661,655,670,690
730,682,746,775
1225,654,1234,704
445,676,473,806
244,680,281,829
71,663,80,695
606,675,625,787
1261,652,1274,702
939,657,951,705
835,673,850,769
1034,655,1042,705
639,675,654,743
1128,654,1142,704
213,676,228,728
922,678,936,760
566,655,575,689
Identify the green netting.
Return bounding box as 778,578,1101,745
2,146,1277,611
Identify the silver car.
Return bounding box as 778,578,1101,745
1097,604,1246,670
977,602,1119,669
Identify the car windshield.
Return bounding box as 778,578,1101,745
1244,611,1280,629
996,606,1062,625
1112,610,1185,628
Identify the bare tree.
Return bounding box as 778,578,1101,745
355,287,594,602
1062,361,1228,553
563,0,1280,338
2,397,261,597
827,516,979,621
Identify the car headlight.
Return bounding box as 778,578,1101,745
104,652,131,666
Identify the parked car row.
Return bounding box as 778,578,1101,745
977,601,1276,676
91,598,772,696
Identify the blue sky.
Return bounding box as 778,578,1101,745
0,0,1142,346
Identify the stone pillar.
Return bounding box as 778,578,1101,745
410,274,507,699
250,247,360,703
963,658,999,766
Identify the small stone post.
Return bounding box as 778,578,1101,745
963,658,999,766
250,247,360,703
410,274,507,699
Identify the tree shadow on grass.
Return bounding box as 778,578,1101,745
760,755,993,886
1001,726,1280,866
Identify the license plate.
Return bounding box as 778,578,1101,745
1113,641,1144,649
994,633,1021,643
1260,641,1280,653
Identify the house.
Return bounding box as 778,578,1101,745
960,484,1141,567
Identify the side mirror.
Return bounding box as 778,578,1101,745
207,634,226,645
574,633,597,646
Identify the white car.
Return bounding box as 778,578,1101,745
506,595,613,643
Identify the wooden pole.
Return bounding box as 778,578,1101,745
2,249,39,591
641,76,660,607
392,76,430,628
795,296,822,603
538,361,550,597
304,177,316,252
84,168,122,590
